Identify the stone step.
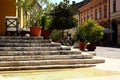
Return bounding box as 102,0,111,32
0,59,105,67
0,36,43,40
0,47,65,51
0,36,105,71
0,39,51,43
0,54,93,61
0,64,96,71
0,43,61,47
0,51,81,56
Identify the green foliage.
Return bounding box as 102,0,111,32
29,7,43,26
43,2,55,13
50,30,62,42
82,19,104,43
16,0,53,28
44,16,53,30
40,15,53,30
73,26,86,42
17,0,34,12
74,19,104,43
50,0,78,30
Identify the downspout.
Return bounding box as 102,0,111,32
78,10,80,26
109,0,112,42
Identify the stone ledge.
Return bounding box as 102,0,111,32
0,54,93,61
0,51,82,56
0,59,105,67
0,43,61,47
0,64,96,71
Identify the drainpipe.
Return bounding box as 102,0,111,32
78,10,80,26
109,0,112,42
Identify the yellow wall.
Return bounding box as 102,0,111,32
0,0,16,35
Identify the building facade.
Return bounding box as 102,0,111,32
79,0,110,27
0,0,16,35
0,0,41,36
110,0,120,45
78,0,111,44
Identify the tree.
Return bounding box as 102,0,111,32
82,19,104,44
50,0,77,30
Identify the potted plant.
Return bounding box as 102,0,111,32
16,0,43,36
40,15,53,39
82,19,104,51
17,0,51,37
29,6,43,37
73,26,87,51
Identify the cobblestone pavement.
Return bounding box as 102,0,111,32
82,46,120,72
95,46,120,59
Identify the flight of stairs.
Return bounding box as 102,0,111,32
0,36,105,71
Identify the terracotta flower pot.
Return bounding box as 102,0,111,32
78,41,87,51
30,26,42,37
87,43,96,51
41,29,51,39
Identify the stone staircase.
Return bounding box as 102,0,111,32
0,36,105,71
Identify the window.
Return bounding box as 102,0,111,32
99,7,102,19
84,15,87,21
81,16,83,23
95,9,97,20
87,13,89,19
97,9,100,19
104,5,107,18
113,0,116,12
90,11,93,19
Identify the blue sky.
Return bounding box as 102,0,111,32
49,0,83,4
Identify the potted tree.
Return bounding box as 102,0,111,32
17,0,43,36
40,15,53,39
82,19,104,51
29,6,43,37
17,0,52,37
73,26,87,51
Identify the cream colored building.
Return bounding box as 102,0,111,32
110,0,120,45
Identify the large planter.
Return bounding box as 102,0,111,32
30,26,42,37
78,41,87,51
41,29,51,39
87,43,96,51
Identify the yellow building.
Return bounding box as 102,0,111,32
0,0,42,36
0,0,17,35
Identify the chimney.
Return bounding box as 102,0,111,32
72,1,76,5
